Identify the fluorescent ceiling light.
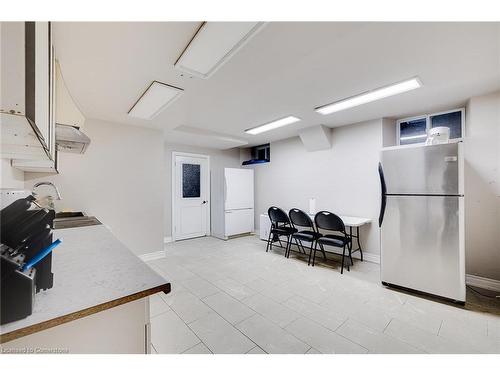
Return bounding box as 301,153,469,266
245,116,301,135
128,81,183,120
315,77,422,115
175,22,265,79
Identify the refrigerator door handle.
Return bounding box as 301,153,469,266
223,177,227,206
378,162,387,227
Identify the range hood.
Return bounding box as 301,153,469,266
55,123,91,154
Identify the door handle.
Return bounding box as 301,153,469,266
202,200,208,204
378,162,387,227
224,178,227,204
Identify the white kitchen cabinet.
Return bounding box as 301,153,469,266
2,298,150,354
33,22,51,149
14,23,57,172
0,22,47,160
0,113,47,160
1,22,25,116
2,22,58,172
11,157,57,173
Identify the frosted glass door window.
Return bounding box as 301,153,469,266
182,164,201,198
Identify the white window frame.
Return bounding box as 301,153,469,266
396,115,427,146
397,107,465,146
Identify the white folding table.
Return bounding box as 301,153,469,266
261,212,371,262
310,214,372,261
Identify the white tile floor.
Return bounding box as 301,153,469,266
147,235,500,354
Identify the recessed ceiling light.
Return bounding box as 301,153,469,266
128,81,183,120
245,116,301,135
175,22,265,79
315,77,422,115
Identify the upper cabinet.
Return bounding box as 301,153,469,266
1,22,56,162
1,22,26,115
2,22,87,172
32,22,52,152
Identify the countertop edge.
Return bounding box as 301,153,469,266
0,282,171,344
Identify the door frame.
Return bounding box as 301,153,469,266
171,151,211,242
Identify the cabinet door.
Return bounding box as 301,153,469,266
34,22,50,149
0,22,25,115
8,22,58,169
47,24,56,161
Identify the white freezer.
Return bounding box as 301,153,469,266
224,168,254,210
225,209,254,237
223,168,254,238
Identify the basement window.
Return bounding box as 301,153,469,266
397,108,464,146
242,144,270,165
398,117,427,145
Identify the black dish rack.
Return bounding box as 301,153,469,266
0,196,56,324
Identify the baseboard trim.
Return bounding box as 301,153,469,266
362,252,380,264
466,274,500,292
138,250,166,262
339,249,380,264
164,236,173,244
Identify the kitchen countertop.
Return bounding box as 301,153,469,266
0,225,170,343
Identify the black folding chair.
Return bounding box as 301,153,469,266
313,211,352,274
288,208,324,264
266,206,297,256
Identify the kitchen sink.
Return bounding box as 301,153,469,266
55,211,85,219
53,213,101,229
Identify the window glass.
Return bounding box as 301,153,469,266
399,118,427,145
182,164,200,198
257,148,266,160
251,143,270,161
430,111,462,139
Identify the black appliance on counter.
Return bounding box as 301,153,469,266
0,196,57,324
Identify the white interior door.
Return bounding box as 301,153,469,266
173,154,210,241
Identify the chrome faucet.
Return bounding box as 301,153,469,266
32,182,62,200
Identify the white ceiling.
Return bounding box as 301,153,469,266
54,22,500,148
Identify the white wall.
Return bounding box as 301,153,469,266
382,118,397,147
246,119,383,257
465,91,500,280
24,119,165,256
1,159,25,189
164,144,241,240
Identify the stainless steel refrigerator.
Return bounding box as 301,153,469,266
378,142,465,302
